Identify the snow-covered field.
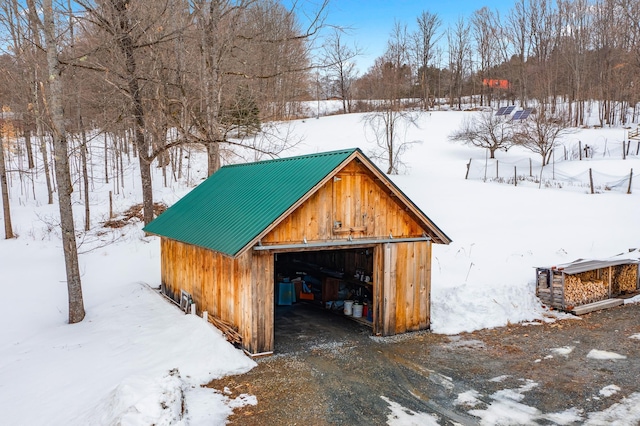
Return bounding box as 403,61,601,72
1,109,640,424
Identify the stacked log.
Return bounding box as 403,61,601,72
208,315,243,346
564,275,608,307
614,264,639,294
577,269,599,281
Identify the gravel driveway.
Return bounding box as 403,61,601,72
208,302,640,425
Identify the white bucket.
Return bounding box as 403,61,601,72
344,300,354,316
352,303,363,318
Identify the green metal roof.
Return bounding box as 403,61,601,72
143,148,358,256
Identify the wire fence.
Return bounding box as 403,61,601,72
561,139,640,161
465,156,637,194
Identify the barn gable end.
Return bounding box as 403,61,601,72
261,158,434,246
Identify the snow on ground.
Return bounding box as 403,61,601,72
550,346,575,357
584,393,640,425
454,389,482,407
0,224,255,425
0,143,254,423
630,333,640,340
2,108,640,424
287,111,640,335
599,385,621,397
624,294,640,304
382,396,441,426
586,349,628,360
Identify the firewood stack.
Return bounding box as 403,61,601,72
614,264,639,294
564,275,608,307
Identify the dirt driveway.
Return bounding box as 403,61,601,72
208,303,640,425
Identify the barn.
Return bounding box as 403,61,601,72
144,148,451,356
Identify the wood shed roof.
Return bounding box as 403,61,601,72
539,252,640,275
144,148,451,257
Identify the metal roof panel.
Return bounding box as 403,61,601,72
144,149,357,256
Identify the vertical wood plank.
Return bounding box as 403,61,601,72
383,243,396,336
406,242,418,331
424,241,432,328
395,243,407,333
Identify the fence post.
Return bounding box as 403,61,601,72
589,168,594,194
529,158,532,177
496,160,499,179
628,168,633,195
623,141,626,160
636,141,639,156
465,158,471,179
514,166,517,186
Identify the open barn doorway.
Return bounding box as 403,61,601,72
272,247,376,352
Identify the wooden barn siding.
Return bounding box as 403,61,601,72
379,241,431,336
160,238,248,334
161,238,274,355
262,161,423,244
249,251,275,354
372,244,385,335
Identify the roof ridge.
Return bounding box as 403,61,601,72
223,148,360,169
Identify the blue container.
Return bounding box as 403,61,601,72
277,282,295,305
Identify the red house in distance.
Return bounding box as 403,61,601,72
483,79,510,90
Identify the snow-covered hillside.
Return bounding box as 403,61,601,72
1,109,639,424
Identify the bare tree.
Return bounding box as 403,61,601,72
558,0,592,126
412,11,441,110
73,0,184,225
361,22,418,174
507,0,530,108
512,111,575,165
23,0,55,205
528,0,561,111
363,110,420,174
472,7,500,107
449,112,514,158
447,17,471,110
322,29,360,114
0,131,14,239
42,0,85,323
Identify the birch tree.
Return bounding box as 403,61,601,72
42,0,85,323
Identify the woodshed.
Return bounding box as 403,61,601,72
144,148,451,356
536,253,640,314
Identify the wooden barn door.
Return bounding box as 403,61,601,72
374,241,431,336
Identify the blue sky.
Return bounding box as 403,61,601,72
306,0,516,72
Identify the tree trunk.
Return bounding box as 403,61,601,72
37,123,54,205
206,142,220,176
26,0,54,205
111,0,155,225
25,130,35,169
42,0,85,324
0,134,15,239
80,126,90,231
